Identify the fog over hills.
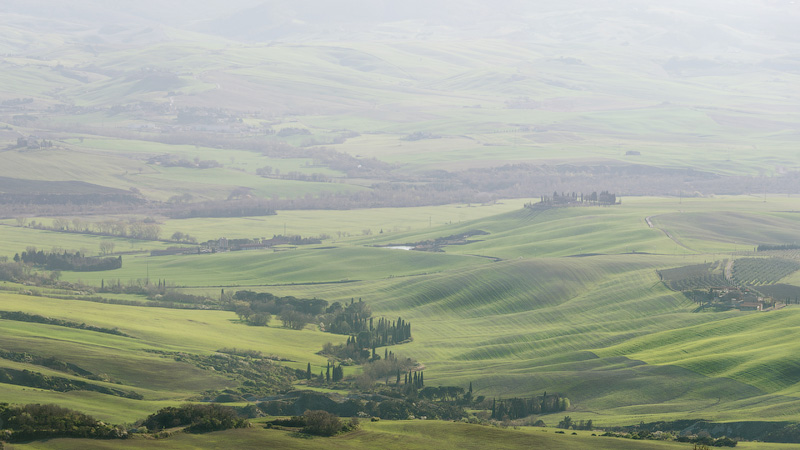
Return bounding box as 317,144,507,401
3,1,799,53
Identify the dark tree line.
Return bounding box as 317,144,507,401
15,249,121,272
259,391,466,421
491,393,569,420
757,243,800,251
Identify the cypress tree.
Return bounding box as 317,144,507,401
306,363,312,380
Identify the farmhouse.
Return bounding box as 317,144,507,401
739,302,764,312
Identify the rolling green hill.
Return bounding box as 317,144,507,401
5,198,800,427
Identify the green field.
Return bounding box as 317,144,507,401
6,197,800,431
0,421,722,450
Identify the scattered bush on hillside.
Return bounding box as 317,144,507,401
0,368,142,399
144,350,297,398
267,410,358,436
302,410,343,436
0,349,96,379
0,261,50,284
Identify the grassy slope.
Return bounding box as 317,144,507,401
0,291,340,423
5,421,710,450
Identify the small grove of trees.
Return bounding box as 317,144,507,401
557,416,593,430
491,393,569,421
533,190,618,207
140,404,248,433
326,300,411,346
170,231,198,244
269,410,359,436
0,261,42,284
229,292,413,344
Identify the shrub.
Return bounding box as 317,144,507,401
141,404,247,433
302,410,343,436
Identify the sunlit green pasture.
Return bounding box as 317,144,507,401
0,291,340,422
159,200,527,242
59,245,488,286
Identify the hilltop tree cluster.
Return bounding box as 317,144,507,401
533,190,618,207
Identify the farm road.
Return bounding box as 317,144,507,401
645,215,698,253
